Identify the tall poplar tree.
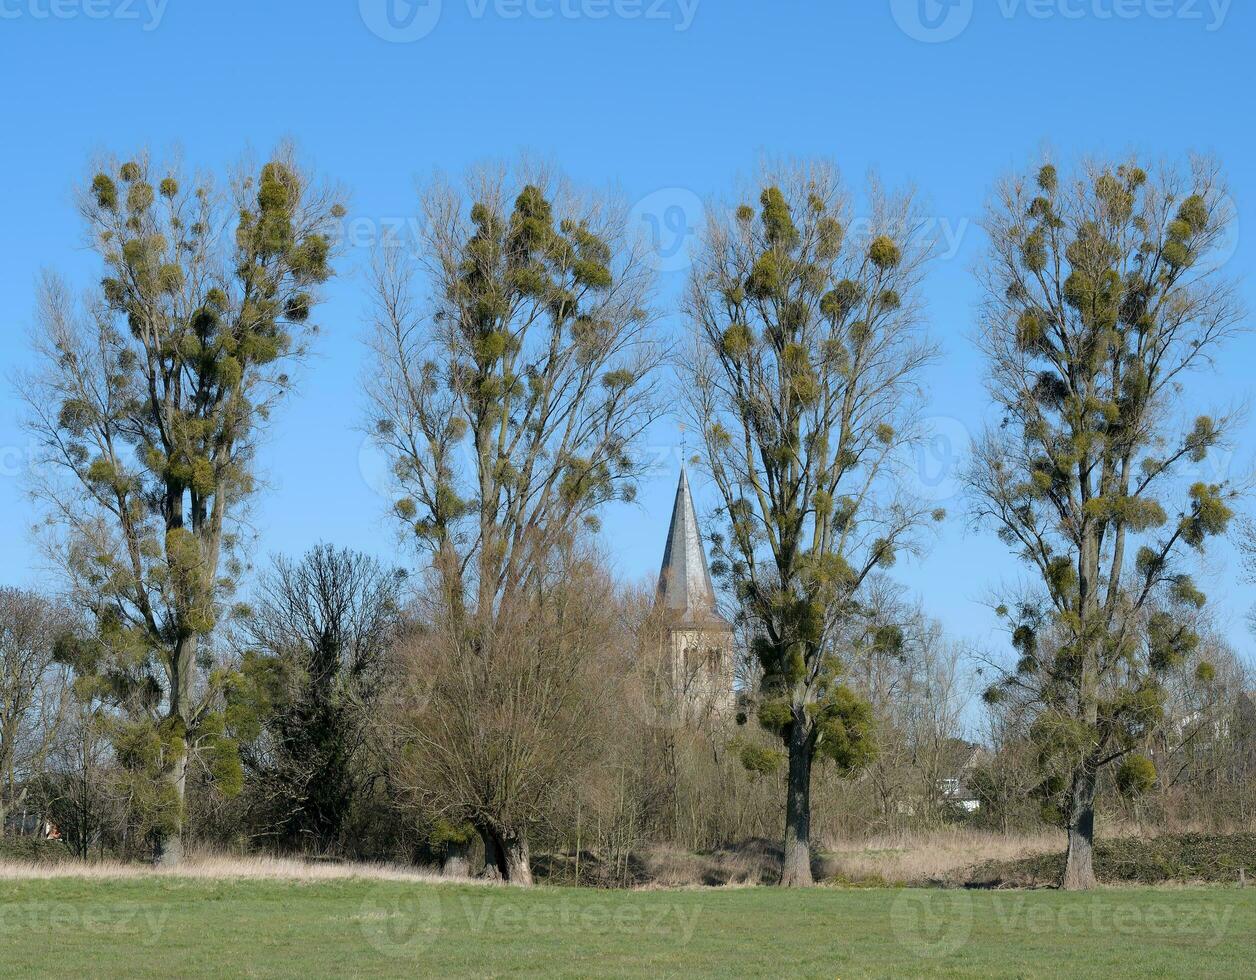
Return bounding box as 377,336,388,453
22,149,343,863
969,156,1243,889
682,163,938,886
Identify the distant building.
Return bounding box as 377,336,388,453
656,468,735,721
937,739,987,813
3,809,60,841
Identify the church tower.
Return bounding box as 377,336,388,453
656,468,735,720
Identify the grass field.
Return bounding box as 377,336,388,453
0,868,1251,978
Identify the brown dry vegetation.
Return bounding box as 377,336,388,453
818,828,1066,885
5,828,1255,893
531,830,1070,889
0,853,481,884
2,832,1059,888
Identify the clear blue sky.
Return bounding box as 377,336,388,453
1,1,1253,666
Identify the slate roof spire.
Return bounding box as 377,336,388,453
657,468,728,627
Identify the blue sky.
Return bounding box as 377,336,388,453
1,0,1253,667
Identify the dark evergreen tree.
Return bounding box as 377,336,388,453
239,545,404,853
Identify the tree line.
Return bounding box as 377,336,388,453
2,149,1254,891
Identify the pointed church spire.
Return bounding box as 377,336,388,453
657,468,726,625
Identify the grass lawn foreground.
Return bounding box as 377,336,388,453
0,874,1252,978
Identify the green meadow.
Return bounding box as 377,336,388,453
0,877,1250,978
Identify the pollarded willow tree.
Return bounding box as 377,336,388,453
681,163,939,886
22,149,344,863
969,156,1244,890
366,163,662,883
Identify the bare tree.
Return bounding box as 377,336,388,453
970,699,1042,834
847,584,974,829
39,698,114,859
1142,632,1251,828
364,161,662,882
0,588,72,835
968,155,1244,888
681,161,938,885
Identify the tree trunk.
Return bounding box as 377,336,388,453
479,824,533,885
154,749,187,866
480,826,502,880
442,840,471,878
155,635,195,866
1061,762,1097,891
780,721,814,887
502,832,533,886
155,829,184,866
0,737,14,840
